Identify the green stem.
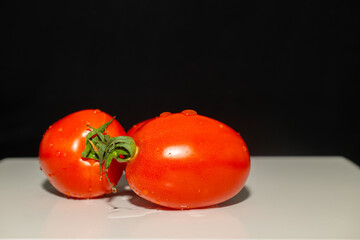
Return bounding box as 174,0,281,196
81,117,137,193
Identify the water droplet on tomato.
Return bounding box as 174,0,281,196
49,143,53,148
159,112,171,117
219,124,224,128
93,109,100,114
48,125,53,129
63,152,67,157
56,151,61,157
57,127,62,132
181,109,197,116
242,145,247,152
88,187,93,192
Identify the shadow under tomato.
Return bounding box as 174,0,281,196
106,183,251,210
43,178,251,209
217,186,251,208
41,179,124,200
42,180,64,198
106,181,161,210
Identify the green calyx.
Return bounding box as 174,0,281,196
81,117,136,193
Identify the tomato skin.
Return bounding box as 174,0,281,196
39,109,126,198
126,110,250,209
126,118,152,136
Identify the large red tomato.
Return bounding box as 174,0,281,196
39,109,127,198
126,110,250,209
126,118,152,136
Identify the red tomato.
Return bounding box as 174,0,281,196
126,110,250,209
39,109,126,198
126,118,153,136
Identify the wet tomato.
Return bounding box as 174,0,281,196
126,110,250,209
38,109,127,198
126,118,152,137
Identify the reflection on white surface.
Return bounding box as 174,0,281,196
105,194,247,239
43,198,108,238
163,145,192,158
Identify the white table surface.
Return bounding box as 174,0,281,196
0,156,359,239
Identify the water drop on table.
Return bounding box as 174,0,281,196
108,207,160,219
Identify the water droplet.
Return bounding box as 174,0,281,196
159,112,172,117
48,125,53,129
108,208,160,219
63,152,67,157
219,124,224,128
93,109,100,114
88,187,93,192
49,143,53,148
242,145,247,152
57,127,62,132
181,109,197,116
56,151,61,157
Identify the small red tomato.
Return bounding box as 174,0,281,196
126,110,250,209
39,109,127,198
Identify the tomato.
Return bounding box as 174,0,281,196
126,109,250,209
38,109,127,198
126,118,153,136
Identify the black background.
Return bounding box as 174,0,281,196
1,1,359,165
